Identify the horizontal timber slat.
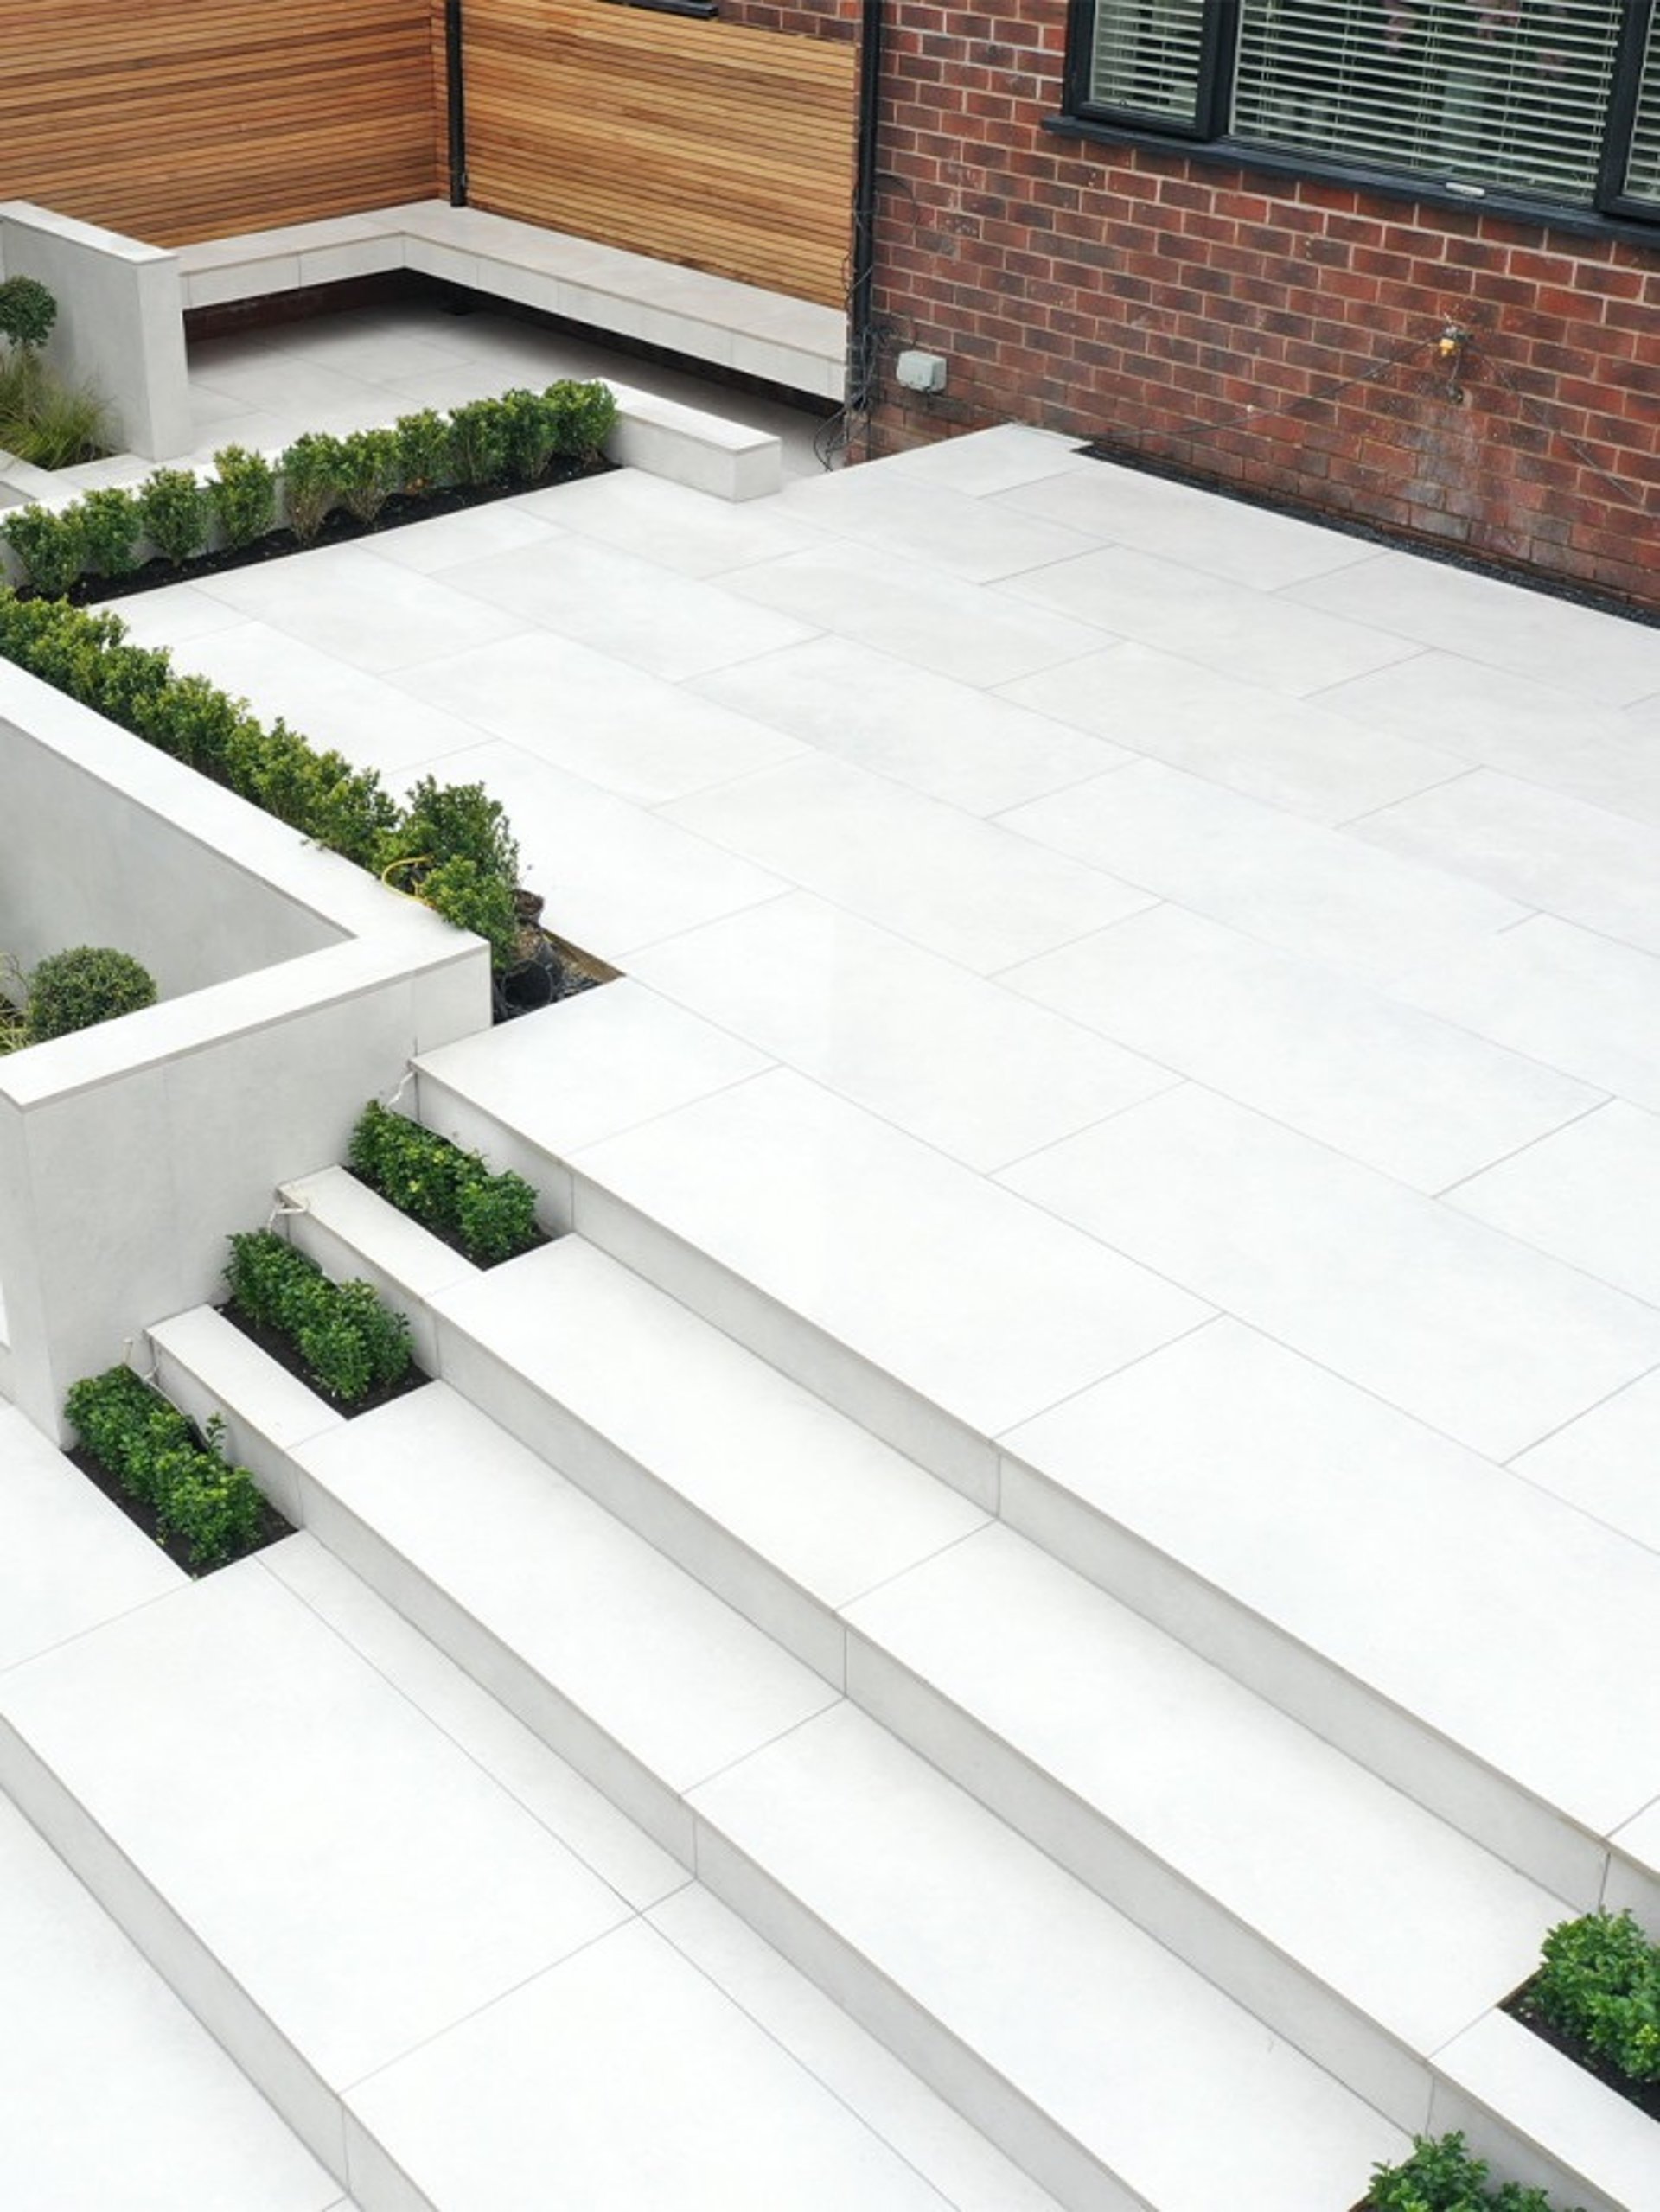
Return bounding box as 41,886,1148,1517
463,0,855,306
0,1,442,245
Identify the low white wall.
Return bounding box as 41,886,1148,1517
0,662,490,1443
0,201,192,462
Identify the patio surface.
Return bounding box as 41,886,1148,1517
10,301,1660,2207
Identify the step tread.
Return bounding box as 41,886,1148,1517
846,1523,1564,2056
432,1236,988,1610
293,1383,839,1793
691,1700,1406,2212
279,1164,476,1304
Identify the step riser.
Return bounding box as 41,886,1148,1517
999,1452,1609,1913
294,1472,699,1869
688,1814,1146,2212
0,1715,351,2186
846,1630,1433,2134
431,1308,848,1686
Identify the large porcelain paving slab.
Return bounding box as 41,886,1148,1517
1389,914,1660,1112
1000,544,1422,692
663,752,1154,974
571,1068,1212,1451
1288,548,1660,704
387,626,803,803
194,542,530,675
1513,1367,1660,1556
1448,1100,1660,1305
999,641,1465,825
1003,903,1602,1192
843,1525,1563,2088
690,1702,1405,2211
999,760,1527,989
0,1794,346,2212
1356,768,1660,957
999,1321,1660,1857
0,1561,632,2150
292,1384,839,1820
872,423,1089,498
431,1237,986,1644
774,467,1101,584
345,1918,961,2212
993,461,1388,590
691,634,1132,816
999,1083,1660,1459
629,893,1178,1170
0,1406,180,1671
1315,647,1639,778
522,467,829,577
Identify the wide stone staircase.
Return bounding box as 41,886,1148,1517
6,1016,1660,2209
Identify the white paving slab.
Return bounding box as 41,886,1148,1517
1000,544,1422,692
663,752,1154,974
1389,914,1660,1112
0,1560,631,2164
195,542,529,675
344,1918,959,2212
1356,768,1660,958
776,466,1101,583
690,1701,1405,2212
1447,1100,1660,1305
388,625,803,803
629,893,1178,1170
571,1067,1212,1457
1513,1367,1660,1556
844,1523,1563,2114
999,759,1527,988
999,1082,1660,1459
518,468,825,577
691,634,1132,816
1002,902,1602,1192
0,1405,180,1673
1288,550,1660,704
0,1793,343,2212
1315,647,1638,779
1000,1321,1660,1857
431,1237,986,1674
292,1384,839,1839
869,424,1088,498
999,641,1465,824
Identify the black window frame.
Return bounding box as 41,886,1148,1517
1059,0,1660,233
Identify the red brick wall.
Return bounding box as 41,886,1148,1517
720,0,856,39
865,4,1660,610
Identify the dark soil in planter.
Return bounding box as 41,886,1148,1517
65,1440,293,1578
14,455,616,609
1503,1974,1660,2123
339,1163,553,1271
218,1302,433,1418
494,923,617,1023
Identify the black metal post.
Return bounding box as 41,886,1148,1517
446,0,469,205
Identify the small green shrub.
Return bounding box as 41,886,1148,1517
338,426,399,524
393,774,521,883
225,1228,412,1404
448,396,509,488
2,503,83,596
64,1366,264,1572
1366,2132,1562,2212
76,486,143,579
0,276,58,353
137,468,211,565
416,855,520,972
279,430,347,544
394,407,451,494
497,386,560,485
349,1099,540,1265
546,377,618,462
27,946,157,1041
210,443,277,549
1527,1909,1660,2085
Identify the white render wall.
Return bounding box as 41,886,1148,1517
0,201,192,461
0,663,489,1441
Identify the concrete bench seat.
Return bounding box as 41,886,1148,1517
176,200,847,405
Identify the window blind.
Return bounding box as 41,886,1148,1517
1229,0,1624,203
1091,0,1210,125
1625,6,1660,202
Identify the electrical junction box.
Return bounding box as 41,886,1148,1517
896,349,948,394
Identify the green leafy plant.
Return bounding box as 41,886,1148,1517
26,945,157,1041
338,425,399,525
413,855,519,972
1526,1909,1660,2085
279,430,347,544
137,468,210,565
1,502,83,596
209,443,277,549
1365,2132,1567,2212
447,396,509,488
546,377,618,463
225,1228,412,1404
76,486,143,579
348,1099,540,1265
0,276,58,353
393,407,451,495
497,386,560,485
392,775,521,883
64,1366,264,1571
